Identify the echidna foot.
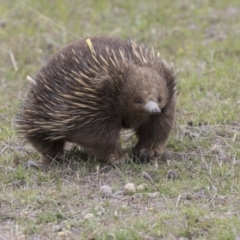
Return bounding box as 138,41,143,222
133,147,164,163
108,151,129,165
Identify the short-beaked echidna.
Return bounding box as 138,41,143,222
15,36,176,167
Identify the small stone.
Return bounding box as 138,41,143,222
123,183,136,195
84,213,94,220
52,224,62,232
100,185,112,197
58,231,70,237
136,183,148,191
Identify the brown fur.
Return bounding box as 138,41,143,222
15,36,176,167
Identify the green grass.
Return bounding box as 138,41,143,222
1,0,240,239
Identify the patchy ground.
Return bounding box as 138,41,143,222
1,0,240,239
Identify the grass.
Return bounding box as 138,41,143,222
1,0,240,239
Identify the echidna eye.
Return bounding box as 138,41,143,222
134,98,142,104
158,97,162,103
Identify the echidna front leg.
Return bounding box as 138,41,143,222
108,142,129,165
81,133,128,164
27,136,65,168
133,114,174,162
94,142,128,164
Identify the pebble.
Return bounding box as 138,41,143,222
123,183,136,195
136,183,148,191
100,185,112,197
52,224,62,232
84,213,94,220
57,231,70,237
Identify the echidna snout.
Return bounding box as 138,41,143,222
144,100,161,114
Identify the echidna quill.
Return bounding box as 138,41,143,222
15,37,176,167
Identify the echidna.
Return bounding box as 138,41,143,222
15,36,176,167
